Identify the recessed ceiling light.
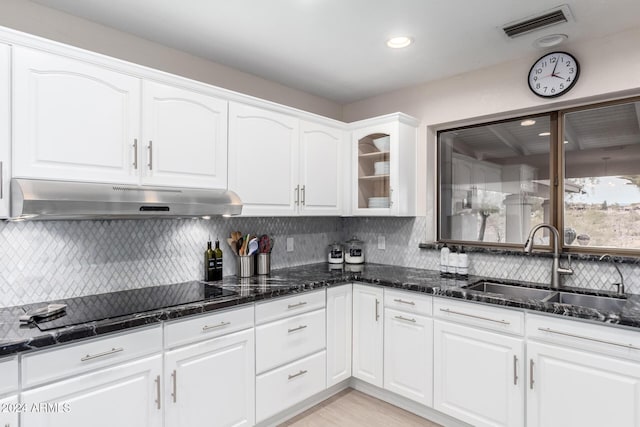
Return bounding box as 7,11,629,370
386,36,413,49
538,132,551,136
521,119,536,126
535,34,568,48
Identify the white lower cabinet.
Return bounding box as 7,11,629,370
256,351,326,422
352,284,384,387
527,341,640,427
384,307,433,406
164,328,255,427
326,284,352,387
21,354,162,427
0,394,18,427
433,319,524,427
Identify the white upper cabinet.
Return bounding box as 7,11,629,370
299,120,343,215
349,113,418,216
0,43,9,218
141,81,227,189
228,102,299,215
12,46,141,184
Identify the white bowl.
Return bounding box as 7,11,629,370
374,161,390,175
372,136,390,152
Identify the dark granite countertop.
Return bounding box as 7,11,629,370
2,262,640,357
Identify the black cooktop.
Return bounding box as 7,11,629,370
22,281,237,331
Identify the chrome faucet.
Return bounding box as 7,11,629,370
524,224,573,288
599,254,625,295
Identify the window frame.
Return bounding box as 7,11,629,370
436,96,640,256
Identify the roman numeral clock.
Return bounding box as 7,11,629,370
528,51,580,98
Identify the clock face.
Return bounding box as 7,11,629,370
528,51,579,98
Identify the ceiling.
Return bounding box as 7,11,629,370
30,0,640,104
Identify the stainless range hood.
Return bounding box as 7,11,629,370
10,178,243,220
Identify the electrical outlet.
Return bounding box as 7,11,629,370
286,237,294,252
378,235,385,250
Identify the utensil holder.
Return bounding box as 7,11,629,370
257,253,271,275
237,255,255,277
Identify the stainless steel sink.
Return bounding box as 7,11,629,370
464,281,555,300
543,292,627,312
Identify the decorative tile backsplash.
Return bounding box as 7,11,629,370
1,215,638,307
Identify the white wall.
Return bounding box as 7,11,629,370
342,27,640,240
0,0,343,120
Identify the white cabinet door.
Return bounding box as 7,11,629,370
434,320,524,427
352,284,383,387
384,308,433,406
350,114,417,216
165,328,255,427
141,81,227,189
327,284,352,387
527,341,640,427
0,395,18,427
299,120,343,215
12,46,140,184
0,43,9,218
228,102,299,216
21,354,162,427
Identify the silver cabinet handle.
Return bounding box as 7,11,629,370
301,185,306,205
80,347,124,362
154,375,161,409
294,185,300,205
538,327,639,350
0,160,3,199
394,315,416,323
288,301,307,309
288,369,308,380
389,187,394,207
147,140,153,170
393,298,415,306
202,321,231,332
439,308,510,325
132,139,138,169
171,369,177,403
529,359,535,390
288,325,308,333
513,355,518,385
375,299,380,321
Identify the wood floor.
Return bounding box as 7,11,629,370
279,388,443,427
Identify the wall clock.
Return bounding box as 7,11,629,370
528,51,580,98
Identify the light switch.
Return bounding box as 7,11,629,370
286,237,294,252
378,235,385,250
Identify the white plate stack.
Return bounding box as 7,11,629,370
368,197,390,208
372,135,390,152
374,161,390,175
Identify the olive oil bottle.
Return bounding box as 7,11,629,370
204,240,215,281
212,238,223,281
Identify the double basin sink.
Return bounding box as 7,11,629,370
464,281,627,313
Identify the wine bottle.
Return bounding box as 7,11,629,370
204,241,215,281
213,238,223,281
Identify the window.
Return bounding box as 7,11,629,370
438,97,640,254
563,99,640,251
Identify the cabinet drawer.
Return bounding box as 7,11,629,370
384,289,432,316
255,290,325,324
527,313,640,362
256,350,326,422
256,309,326,373
0,357,18,395
434,298,524,336
22,325,162,388
164,304,253,348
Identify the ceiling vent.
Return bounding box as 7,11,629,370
502,5,573,38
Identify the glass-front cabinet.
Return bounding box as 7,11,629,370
350,113,418,216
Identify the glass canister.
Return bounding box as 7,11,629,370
328,242,344,264
344,236,365,264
